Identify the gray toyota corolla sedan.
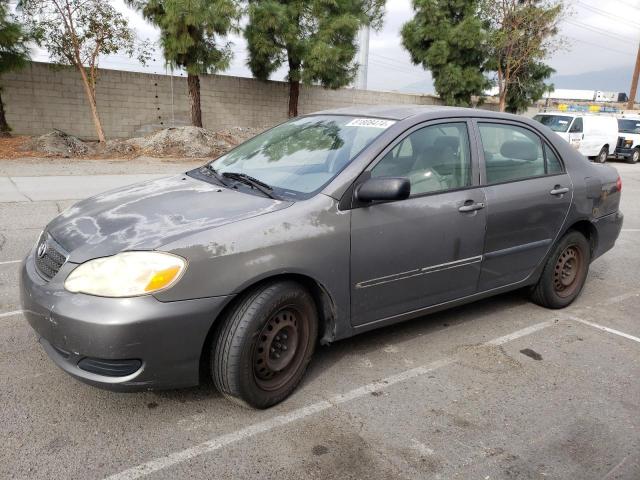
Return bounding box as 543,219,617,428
20,106,623,408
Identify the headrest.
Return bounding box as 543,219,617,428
434,136,459,150
500,140,539,161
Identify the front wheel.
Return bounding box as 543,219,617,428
627,148,640,164
212,281,318,409
596,146,608,163
530,231,591,309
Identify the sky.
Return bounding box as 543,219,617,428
24,0,640,95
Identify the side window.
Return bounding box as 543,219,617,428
544,144,563,174
371,122,472,196
478,123,545,184
569,118,583,133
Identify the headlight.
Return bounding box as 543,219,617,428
64,252,186,297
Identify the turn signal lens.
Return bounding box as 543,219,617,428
145,266,182,292
65,252,186,297
616,176,622,193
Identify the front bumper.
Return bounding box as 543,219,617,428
19,249,232,391
614,147,633,159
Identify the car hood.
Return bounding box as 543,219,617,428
46,174,293,263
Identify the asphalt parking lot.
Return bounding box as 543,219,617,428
1,158,639,480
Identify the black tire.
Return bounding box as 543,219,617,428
596,146,608,163
212,281,318,409
627,148,640,164
530,231,591,309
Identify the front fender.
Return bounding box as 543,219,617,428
155,194,351,333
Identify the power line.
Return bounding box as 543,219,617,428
575,1,639,28
368,58,427,79
370,52,415,67
564,35,634,57
565,19,638,43
616,0,640,11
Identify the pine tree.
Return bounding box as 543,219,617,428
0,0,29,136
128,0,241,128
244,0,385,118
401,0,490,107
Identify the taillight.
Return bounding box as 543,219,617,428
616,176,622,192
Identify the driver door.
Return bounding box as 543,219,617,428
349,120,487,327
568,117,583,150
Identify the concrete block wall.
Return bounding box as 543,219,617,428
2,62,453,140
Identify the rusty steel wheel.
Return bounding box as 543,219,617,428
252,307,310,392
212,281,318,409
530,231,591,309
552,244,585,298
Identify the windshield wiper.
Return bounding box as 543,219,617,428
201,164,229,186
222,172,278,199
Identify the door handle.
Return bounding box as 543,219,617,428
550,186,569,196
458,201,485,212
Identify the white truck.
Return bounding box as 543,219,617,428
533,112,619,163
614,115,640,164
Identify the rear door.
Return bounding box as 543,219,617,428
349,119,487,327
474,120,572,291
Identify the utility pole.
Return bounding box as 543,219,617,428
628,42,640,110
355,26,370,90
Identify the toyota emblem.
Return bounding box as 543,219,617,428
37,240,47,258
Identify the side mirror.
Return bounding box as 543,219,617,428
356,177,411,203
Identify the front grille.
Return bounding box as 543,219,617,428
617,136,625,148
34,233,68,280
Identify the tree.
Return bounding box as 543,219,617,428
245,0,385,118
0,0,30,136
401,0,490,107
128,0,241,128
481,0,563,112
505,61,554,114
19,0,150,142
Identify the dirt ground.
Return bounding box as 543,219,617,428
0,126,266,161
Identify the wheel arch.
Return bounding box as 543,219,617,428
564,219,598,255
199,272,339,381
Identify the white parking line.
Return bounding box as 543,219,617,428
621,229,640,232
102,320,554,480
0,259,21,266
563,313,640,344
0,310,23,319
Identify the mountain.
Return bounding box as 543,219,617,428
395,65,638,101
394,79,434,95
549,65,637,100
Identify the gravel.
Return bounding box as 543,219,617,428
19,126,267,159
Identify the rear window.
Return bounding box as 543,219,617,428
618,119,640,134
533,115,573,133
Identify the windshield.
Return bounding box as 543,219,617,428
208,115,395,198
533,114,574,132
618,119,640,134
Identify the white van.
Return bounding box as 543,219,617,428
533,113,619,163
614,114,640,164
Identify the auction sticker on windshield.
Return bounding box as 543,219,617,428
345,118,396,129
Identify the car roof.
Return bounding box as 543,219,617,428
311,104,530,123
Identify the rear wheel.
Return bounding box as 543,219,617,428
530,231,591,309
596,146,608,163
212,281,318,409
627,148,639,164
